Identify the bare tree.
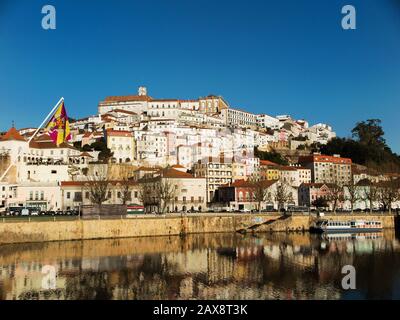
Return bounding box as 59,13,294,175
377,177,400,214
363,181,380,214
85,166,110,206
157,178,179,214
138,178,158,213
119,178,133,205
274,182,294,211
327,184,344,213
249,177,274,213
138,177,178,214
345,180,360,213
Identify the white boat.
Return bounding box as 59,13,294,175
311,219,383,233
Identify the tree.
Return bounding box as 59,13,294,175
274,182,294,211
361,179,379,214
157,178,179,214
85,166,110,206
327,184,344,213
352,119,386,148
249,177,274,213
345,180,360,213
119,178,133,205
138,177,178,214
376,177,400,214
138,178,158,212
320,120,400,171
91,139,113,163
254,148,288,165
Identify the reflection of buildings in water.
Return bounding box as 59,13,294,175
2,232,400,300
0,261,68,300
263,243,317,271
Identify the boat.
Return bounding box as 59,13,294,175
311,219,383,233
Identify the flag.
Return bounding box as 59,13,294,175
45,100,71,146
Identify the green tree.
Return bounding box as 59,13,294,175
254,148,288,165
352,119,386,148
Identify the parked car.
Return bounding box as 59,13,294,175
47,211,56,216
30,210,39,216
21,208,30,216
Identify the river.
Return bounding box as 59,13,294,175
1,231,400,300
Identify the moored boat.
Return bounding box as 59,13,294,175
311,219,383,233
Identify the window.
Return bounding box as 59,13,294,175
40,191,44,200
108,191,112,199
66,192,71,199
85,192,90,199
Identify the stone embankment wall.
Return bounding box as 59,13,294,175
0,213,396,245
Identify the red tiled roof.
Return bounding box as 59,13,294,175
159,168,195,179
80,152,94,158
103,95,152,102
0,127,26,142
260,160,278,166
172,164,185,169
106,129,133,137
298,154,352,165
29,140,77,150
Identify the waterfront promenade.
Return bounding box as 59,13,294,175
0,212,397,245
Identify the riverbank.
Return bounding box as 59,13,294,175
0,213,397,245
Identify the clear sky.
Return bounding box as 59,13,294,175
0,0,399,152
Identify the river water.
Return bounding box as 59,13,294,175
1,231,400,300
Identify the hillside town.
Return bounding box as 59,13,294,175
0,86,399,215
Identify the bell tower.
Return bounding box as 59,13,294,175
138,86,147,96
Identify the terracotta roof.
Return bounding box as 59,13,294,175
80,152,94,158
106,129,133,137
172,164,185,169
260,160,278,166
103,95,152,102
29,140,77,150
159,168,195,179
34,134,53,142
298,154,352,165
0,127,26,142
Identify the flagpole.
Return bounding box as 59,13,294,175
28,97,64,144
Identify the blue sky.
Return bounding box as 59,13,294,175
0,0,399,152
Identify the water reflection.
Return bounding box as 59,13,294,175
1,231,400,300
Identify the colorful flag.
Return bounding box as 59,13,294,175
45,100,71,146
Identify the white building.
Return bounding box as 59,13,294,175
221,108,257,128
106,129,135,163
257,114,281,130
